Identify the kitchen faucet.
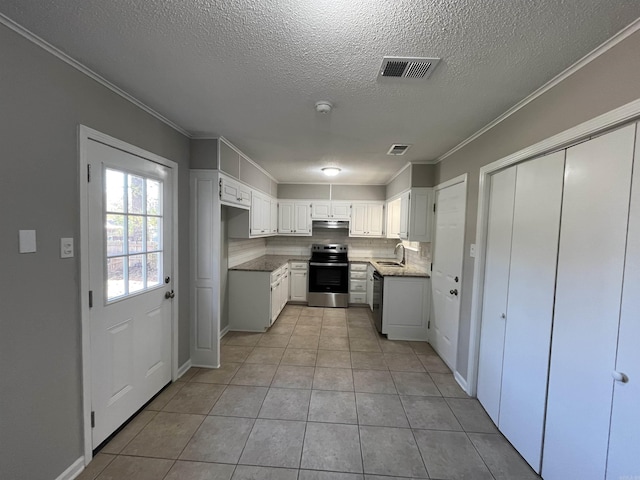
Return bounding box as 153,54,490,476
394,241,406,266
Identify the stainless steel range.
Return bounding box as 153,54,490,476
307,243,349,308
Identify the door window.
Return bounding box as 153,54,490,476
105,168,163,301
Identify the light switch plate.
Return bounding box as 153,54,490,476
61,237,74,258
19,230,37,253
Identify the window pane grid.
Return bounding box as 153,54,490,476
105,168,164,302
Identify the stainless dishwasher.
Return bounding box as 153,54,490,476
372,271,383,333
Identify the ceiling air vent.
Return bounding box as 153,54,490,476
387,144,411,156
378,56,441,81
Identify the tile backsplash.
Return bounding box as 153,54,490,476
228,228,432,269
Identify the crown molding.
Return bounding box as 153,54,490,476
0,13,191,138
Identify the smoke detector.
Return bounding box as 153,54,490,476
315,101,333,114
378,56,441,81
387,144,412,156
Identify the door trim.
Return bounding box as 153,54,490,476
467,98,640,397
78,125,180,464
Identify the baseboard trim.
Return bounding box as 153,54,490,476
177,359,193,379
219,325,230,338
191,363,221,369
56,457,84,480
454,371,470,396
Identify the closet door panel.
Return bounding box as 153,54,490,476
543,125,636,480
499,151,565,472
607,123,640,479
476,166,516,423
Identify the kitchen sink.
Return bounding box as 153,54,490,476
376,261,405,267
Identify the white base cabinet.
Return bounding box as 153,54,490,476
349,262,368,304
382,276,430,341
289,261,308,303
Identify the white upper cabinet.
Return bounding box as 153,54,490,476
311,201,351,219
278,201,311,235
250,190,271,236
351,202,384,237
386,188,433,241
270,198,278,234
219,173,251,209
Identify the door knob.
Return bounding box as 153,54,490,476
165,290,175,299
612,371,629,383
449,289,458,296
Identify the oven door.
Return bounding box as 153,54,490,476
308,262,349,294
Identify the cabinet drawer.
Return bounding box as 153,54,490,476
350,271,367,280
290,261,308,270
270,267,283,283
350,293,367,304
350,263,368,271
350,280,367,292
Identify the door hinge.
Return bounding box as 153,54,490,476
91,411,95,428
88,290,93,308
433,203,436,212
428,320,431,329
218,179,222,199
87,164,92,182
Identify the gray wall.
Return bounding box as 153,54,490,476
0,24,190,480
278,184,331,199
386,166,411,199
435,29,640,383
190,138,219,169
411,164,436,187
332,185,386,201
277,184,386,201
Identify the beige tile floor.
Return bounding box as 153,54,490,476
80,305,542,480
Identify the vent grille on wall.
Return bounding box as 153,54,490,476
378,56,441,81
387,144,411,155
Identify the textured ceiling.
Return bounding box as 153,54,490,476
1,1,639,184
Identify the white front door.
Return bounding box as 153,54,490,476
88,139,173,447
430,180,466,370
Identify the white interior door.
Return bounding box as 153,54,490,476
88,139,173,448
476,167,516,424
543,124,636,480
498,151,564,472
606,123,640,479
430,180,466,370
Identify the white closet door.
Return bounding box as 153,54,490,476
607,123,640,479
477,166,516,423
499,151,565,472
543,124,636,480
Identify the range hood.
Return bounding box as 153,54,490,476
312,220,349,229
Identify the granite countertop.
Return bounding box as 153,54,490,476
349,257,430,278
229,255,309,272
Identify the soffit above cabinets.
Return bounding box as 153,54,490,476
1,1,639,183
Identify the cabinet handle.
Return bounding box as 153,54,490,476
612,371,629,383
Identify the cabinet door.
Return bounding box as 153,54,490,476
270,198,278,234
290,270,307,302
281,272,290,310
367,204,384,236
408,188,433,242
607,123,640,480
399,192,409,239
250,192,263,235
386,198,401,239
331,202,351,219
271,281,281,324
350,204,367,235
311,202,331,219
278,202,294,233
367,265,374,310
499,151,564,472
294,202,311,234
476,167,516,424
543,125,635,480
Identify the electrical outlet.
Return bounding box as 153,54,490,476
61,238,74,258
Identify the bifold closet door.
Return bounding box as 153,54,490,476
543,124,636,480
477,166,516,423
606,123,640,479
499,151,564,472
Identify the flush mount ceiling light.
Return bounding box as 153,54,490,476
322,167,341,176
315,101,333,114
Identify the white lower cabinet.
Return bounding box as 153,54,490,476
349,262,368,304
289,261,308,302
381,276,430,341
367,264,374,310
228,264,289,332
